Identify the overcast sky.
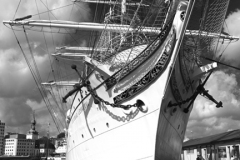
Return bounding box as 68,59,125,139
0,0,91,137
0,0,240,139
185,1,240,140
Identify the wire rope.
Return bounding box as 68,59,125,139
23,28,62,133
11,27,61,133
35,0,66,121
36,0,71,122
13,0,21,19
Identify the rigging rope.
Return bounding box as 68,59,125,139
37,0,82,46
13,0,21,19
217,40,231,60
11,27,61,133
13,0,66,133
35,0,66,124
23,27,63,132
31,3,74,17
168,71,213,110
46,0,66,119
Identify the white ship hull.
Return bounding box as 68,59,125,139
66,3,195,159
66,62,192,160
1,0,233,160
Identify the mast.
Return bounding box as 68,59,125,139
72,0,149,6
41,81,79,86
120,0,126,43
3,20,239,41
109,0,113,51
56,46,112,53
185,30,239,41
121,0,126,15
3,20,160,34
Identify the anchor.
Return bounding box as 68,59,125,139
200,87,223,108
183,72,223,113
62,64,100,104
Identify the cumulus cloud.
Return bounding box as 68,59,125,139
0,98,32,127
0,0,91,49
217,9,240,65
0,0,91,136
0,48,50,101
185,7,240,140
186,70,240,139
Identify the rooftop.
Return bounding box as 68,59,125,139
183,129,240,149
5,133,26,139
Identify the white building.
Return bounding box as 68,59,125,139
55,140,66,154
0,121,5,155
55,145,66,154
4,134,35,156
53,137,66,152
182,129,240,160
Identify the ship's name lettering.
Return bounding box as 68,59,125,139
200,62,217,73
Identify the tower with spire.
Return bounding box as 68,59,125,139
26,111,39,140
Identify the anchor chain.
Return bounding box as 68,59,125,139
90,89,137,110
63,64,147,112
168,72,223,113
62,80,134,108
168,72,212,109
87,86,147,112
168,90,198,107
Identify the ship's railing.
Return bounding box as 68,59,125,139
93,0,178,66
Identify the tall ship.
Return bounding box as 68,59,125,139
3,0,239,159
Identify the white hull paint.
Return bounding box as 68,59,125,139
1,0,232,159
66,57,193,160
66,1,194,160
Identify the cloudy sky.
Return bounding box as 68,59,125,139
185,1,240,140
0,0,240,139
0,0,91,137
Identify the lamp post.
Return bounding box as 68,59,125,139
46,123,50,159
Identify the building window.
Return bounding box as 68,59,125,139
186,149,194,154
